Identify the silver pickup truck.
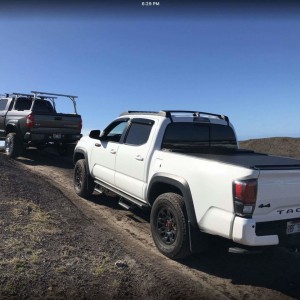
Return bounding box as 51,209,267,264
0,91,82,158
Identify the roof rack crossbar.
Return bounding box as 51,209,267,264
119,110,229,125
12,92,34,97
119,111,166,117
161,110,229,124
37,96,58,99
31,91,78,98
31,91,78,114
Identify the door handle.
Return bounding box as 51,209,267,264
95,143,101,147
135,155,144,161
110,149,116,154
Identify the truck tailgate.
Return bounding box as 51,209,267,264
32,113,81,134
254,168,300,222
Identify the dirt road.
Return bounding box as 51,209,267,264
1,147,300,299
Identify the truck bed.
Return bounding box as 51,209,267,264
183,149,300,170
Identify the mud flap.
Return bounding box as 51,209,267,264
188,221,209,253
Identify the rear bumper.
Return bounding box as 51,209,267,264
232,216,300,247
23,132,82,144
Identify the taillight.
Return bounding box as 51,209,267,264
79,117,82,130
26,114,35,129
233,179,257,217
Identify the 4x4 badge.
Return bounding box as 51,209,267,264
258,203,271,208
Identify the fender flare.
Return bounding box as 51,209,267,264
73,148,91,174
73,148,95,192
147,173,197,227
5,122,22,138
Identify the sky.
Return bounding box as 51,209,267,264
0,1,299,141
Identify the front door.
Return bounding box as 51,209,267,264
90,119,129,186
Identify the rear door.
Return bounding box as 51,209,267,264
114,118,155,200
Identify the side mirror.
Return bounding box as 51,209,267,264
89,130,101,139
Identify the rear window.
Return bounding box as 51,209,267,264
33,100,55,113
162,123,237,150
125,121,153,146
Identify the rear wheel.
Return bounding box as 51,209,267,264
5,133,23,158
74,159,95,198
150,193,191,259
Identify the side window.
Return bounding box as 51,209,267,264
102,120,128,143
125,119,154,146
0,99,8,110
14,97,32,111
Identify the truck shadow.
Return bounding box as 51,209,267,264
15,147,74,169
183,244,300,299
87,192,151,223
81,190,300,298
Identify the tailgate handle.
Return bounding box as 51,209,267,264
55,116,62,120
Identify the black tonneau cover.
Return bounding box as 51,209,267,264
184,149,300,170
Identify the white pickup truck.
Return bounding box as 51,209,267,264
73,110,300,259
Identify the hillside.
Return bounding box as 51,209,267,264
240,137,300,159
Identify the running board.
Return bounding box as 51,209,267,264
94,179,149,211
94,187,103,194
118,198,136,210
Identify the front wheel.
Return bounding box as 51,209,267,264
150,193,191,259
5,133,23,158
73,159,95,198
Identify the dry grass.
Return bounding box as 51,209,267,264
1,199,59,272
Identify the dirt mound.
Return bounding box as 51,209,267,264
240,137,300,159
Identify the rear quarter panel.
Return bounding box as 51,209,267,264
149,151,259,238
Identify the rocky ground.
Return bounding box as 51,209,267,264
0,138,300,299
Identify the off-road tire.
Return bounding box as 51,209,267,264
74,159,95,198
5,132,23,158
150,193,191,259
